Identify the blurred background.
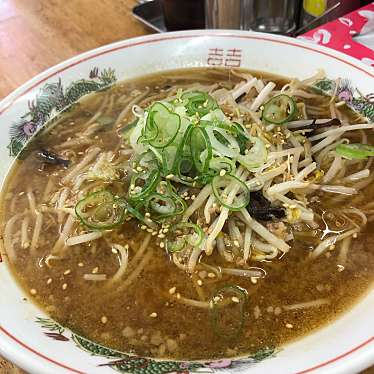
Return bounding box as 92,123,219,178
139,0,371,33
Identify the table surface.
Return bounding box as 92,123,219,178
0,0,150,99
0,1,373,373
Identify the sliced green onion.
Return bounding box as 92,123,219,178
164,181,187,216
75,190,126,230
212,174,250,211
128,169,160,202
145,182,186,221
336,143,374,160
205,126,240,158
215,122,249,153
136,150,159,170
182,91,218,117
161,145,178,175
146,193,176,215
237,137,267,170
172,125,199,185
200,108,227,125
209,157,236,174
262,94,296,124
166,222,204,253
190,127,212,173
210,285,248,339
140,102,181,148
139,110,157,144
231,122,249,154
126,202,147,223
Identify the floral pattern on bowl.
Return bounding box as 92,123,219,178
313,78,374,121
36,317,278,374
7,67,117,157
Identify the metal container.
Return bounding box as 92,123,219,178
163,0,205,31
205,0,300,34
205,0,243,29
242,0,300,34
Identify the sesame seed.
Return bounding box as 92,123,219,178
233,240,240,247
63,269,71,275
337,264,345,272
197,280,203,286
190,195,196,201
176,293,181,299
92,267,99,274
251,277,258,284
353,233,358,238
169,287,176,294
136,166,143,172
166,174,174,179
219,169,226,176
159,242,165,248
207,272,216,278
231,296,240,303
140,225,147,230
285,323,293,329
149,312,158,318
158,233,165,239
47,278,52,285
78,262,84,267
145,212,151,217
101,316,108,324
62,283,68,290
30,289,37,295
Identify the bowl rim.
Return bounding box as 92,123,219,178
0,29,373,374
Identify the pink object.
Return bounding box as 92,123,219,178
298,3,374,67
206,359,232,368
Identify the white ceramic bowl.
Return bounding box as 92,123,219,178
0,30,373,374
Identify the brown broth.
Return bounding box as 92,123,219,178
1,68,374,360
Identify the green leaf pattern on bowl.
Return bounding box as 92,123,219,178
7,67,117,157
36,317,278,373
